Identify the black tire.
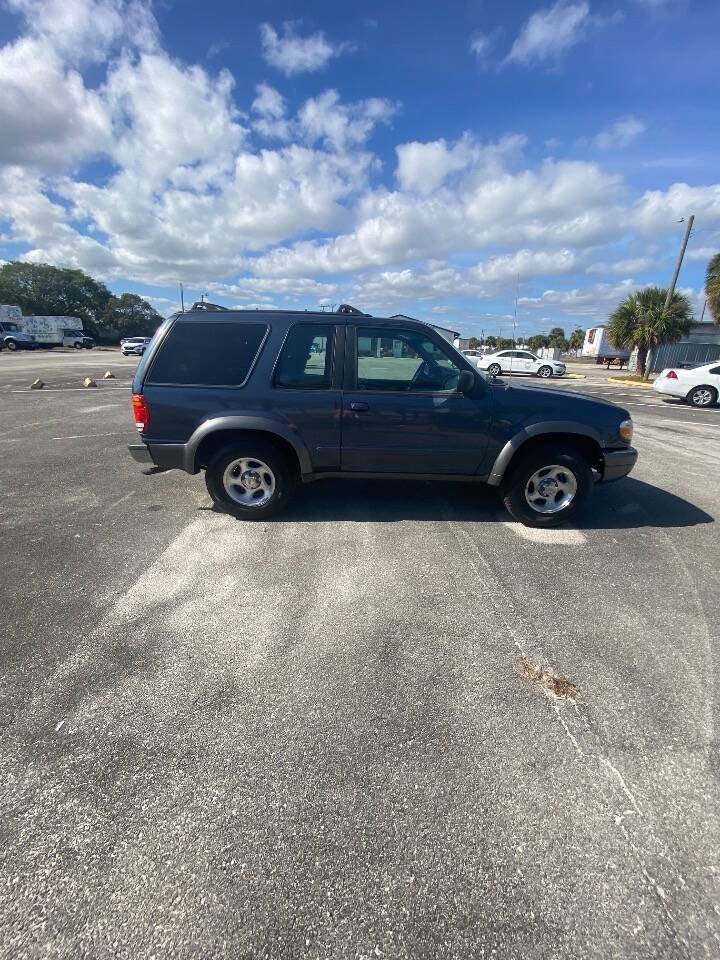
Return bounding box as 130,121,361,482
687,385,717,408
537,365,553,379
487,363,501,376
73,341,82,349
502,446,593,528
205,438,296,520
6,339,17,351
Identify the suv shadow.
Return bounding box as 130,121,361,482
204,476,712,530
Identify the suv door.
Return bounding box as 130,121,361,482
341,325,493,474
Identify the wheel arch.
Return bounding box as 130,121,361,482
188,417,311,476
487,423,604,487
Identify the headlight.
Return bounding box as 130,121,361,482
619,419,633,442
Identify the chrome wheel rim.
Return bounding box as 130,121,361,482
488,364,501,376
525,464,577,514
539,366,552,378
222,457,275,507
692,389,713,406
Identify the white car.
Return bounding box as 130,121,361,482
121,337,151,356
652,361,720,408
475,349,566,379
461,348,484,361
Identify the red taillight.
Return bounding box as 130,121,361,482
131,394,149,433
666,370,678,380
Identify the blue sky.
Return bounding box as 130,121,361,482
1,0,719,339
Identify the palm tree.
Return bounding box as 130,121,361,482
607,286,693,378
568,328,585,354
706,253,720,322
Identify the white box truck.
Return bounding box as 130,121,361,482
0,304,37,350
582,325,630,364
19,314,94,349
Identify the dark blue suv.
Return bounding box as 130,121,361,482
128,304,637,527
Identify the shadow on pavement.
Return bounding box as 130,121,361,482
212,476,713,530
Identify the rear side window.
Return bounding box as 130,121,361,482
146,321,267,386
710,366,720,375
274,323,334,389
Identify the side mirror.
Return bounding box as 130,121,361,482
457,369,475,393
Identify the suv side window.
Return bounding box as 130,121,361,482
146,321,267,386
356,327,461,392
274,323,334,389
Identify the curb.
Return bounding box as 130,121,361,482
564,373,586,380
607,377,655,389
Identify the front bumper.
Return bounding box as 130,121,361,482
601,447,638,482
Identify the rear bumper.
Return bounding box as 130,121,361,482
128,441,186,471
601,447,638,482
128,443,154,465
652,379,683,398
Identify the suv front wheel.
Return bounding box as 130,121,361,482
205,439,296,520
502,446,593,527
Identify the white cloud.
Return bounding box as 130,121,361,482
586,257,653,276
0,37,111,168
6,0,157,63
298,90,396,151
259,22,349,76
506,1,589,65
251,83,291,140
469,33,492,59
594,116,646,150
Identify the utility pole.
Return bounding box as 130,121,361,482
513,273,519,347
179,282,185,312
645,214,694,379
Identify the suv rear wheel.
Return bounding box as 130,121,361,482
205,439,296,520
502,446,593,527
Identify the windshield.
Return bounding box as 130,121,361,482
2,322,20,332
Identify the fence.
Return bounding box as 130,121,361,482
649,341,720,373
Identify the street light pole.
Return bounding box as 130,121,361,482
645,214,694,379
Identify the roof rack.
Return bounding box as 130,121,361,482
188,300,229,312
336,303,370,316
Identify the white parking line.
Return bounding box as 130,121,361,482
50,432,130,440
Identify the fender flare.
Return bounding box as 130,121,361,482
184,415,313,475
486,420,602,486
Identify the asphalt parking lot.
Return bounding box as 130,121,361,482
1,351,719,959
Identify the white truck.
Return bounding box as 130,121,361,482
582,325,630,365
0,304,36,350
19,311,94,349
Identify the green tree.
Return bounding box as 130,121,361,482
484,335,498,350
99,293,162,339
468,336,481,349
0,261,111,336
568,327,585,353
607,286,693,377
548,326,566,344
706,253,720,323
527,334,550,352
496,336,513,350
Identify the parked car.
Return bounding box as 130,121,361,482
0,321,36,350
121,337,152,356
475,349,566,379
127,305,636,527
652,362,720,408
461,349,484,363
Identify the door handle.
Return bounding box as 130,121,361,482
350,401,369,412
